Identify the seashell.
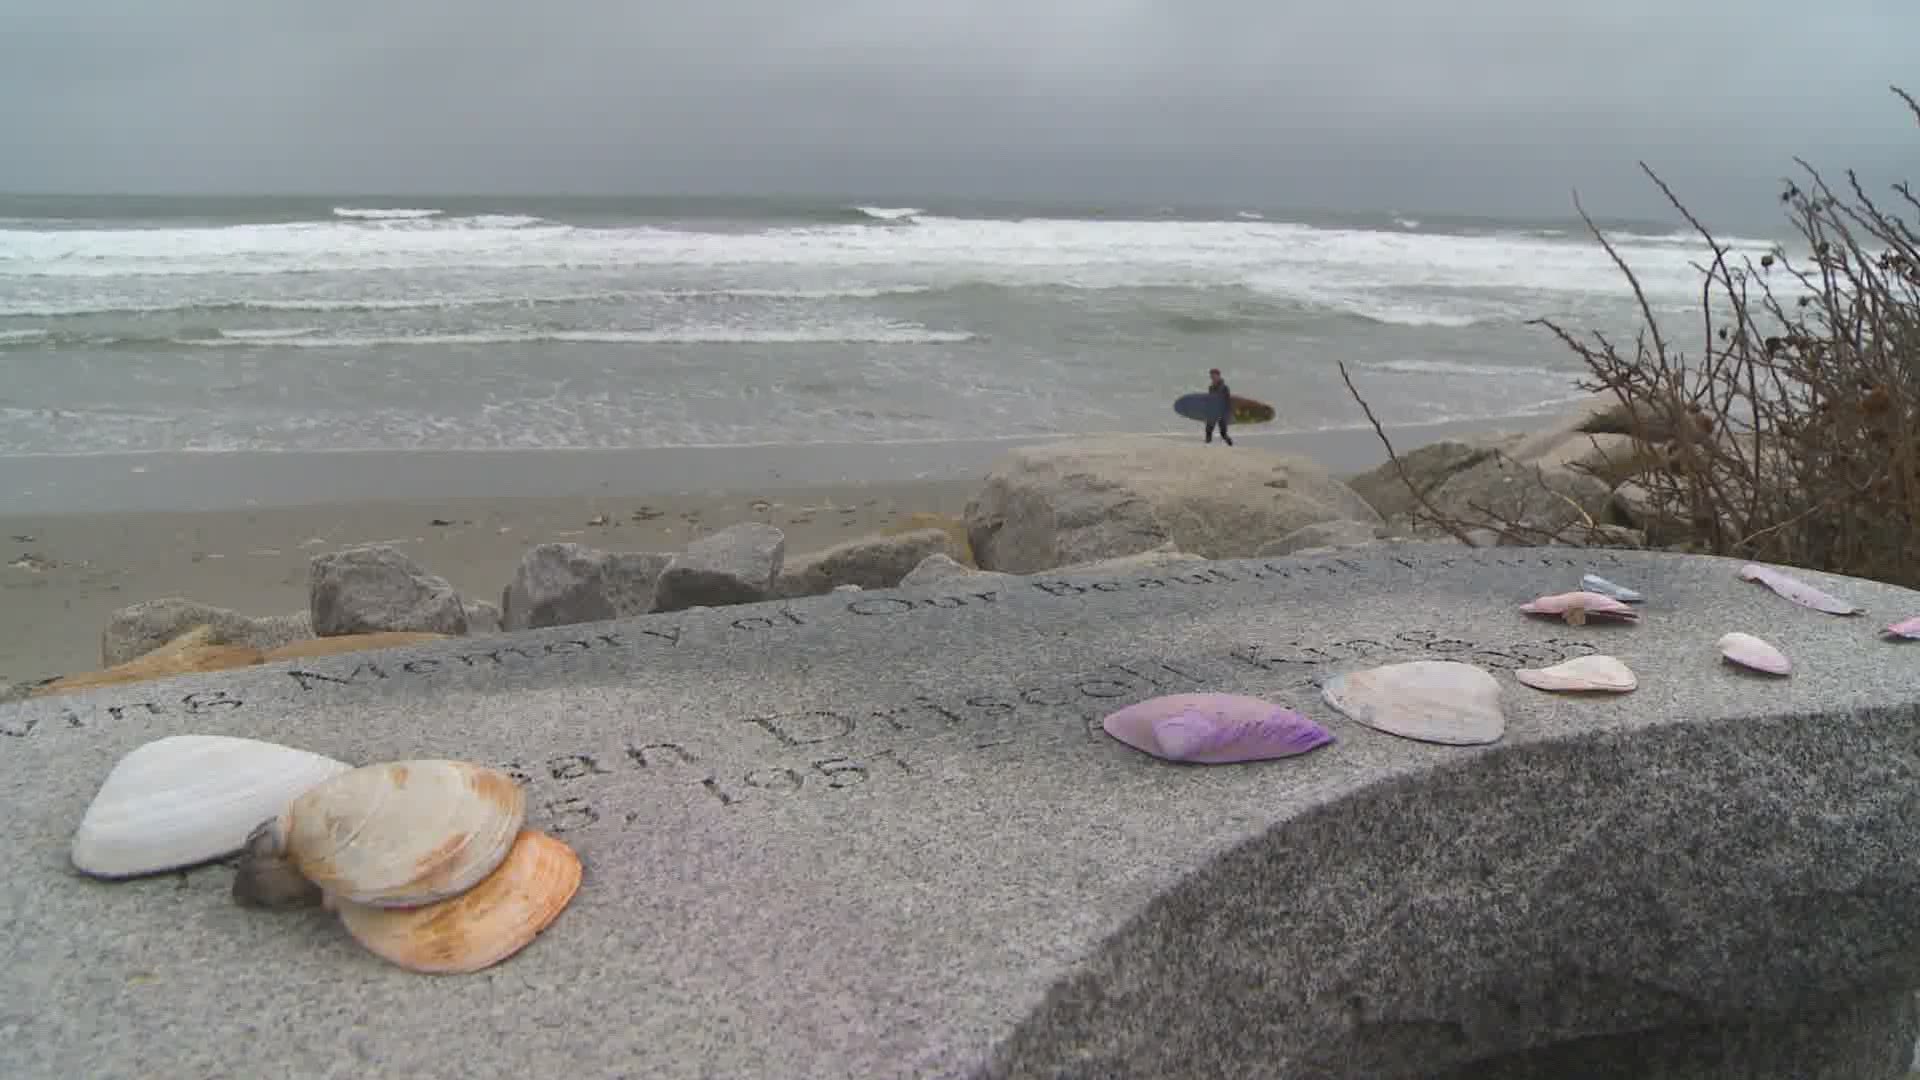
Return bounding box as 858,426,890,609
1738,563,1862,616
232,759,525,910
338,829,581,975
1882,617,1920,640
1321,660,1505,746
1580,573,1643,603
1520,590,1640,626
1719,631,1790,675
71,735,352,879
1101,693,1333,764
1514,654,1637,693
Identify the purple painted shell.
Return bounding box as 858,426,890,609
1884,617,1920,640
1738,563,1863,616
1519,590,1639,626
1102,693,1333,764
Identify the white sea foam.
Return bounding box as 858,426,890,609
0,328,49,344
183,323,975,348
0,212,1786,309
216,327,321,340
852,206,922,222
332,207,443,220
0,284,934,318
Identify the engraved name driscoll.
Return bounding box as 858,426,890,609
1,548,1626,740
454,630,1598,833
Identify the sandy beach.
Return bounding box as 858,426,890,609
0,416,1542,686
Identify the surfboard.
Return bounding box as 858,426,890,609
1173,392,1276,426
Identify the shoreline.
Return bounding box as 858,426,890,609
0,415,1550,686
0,416,1545,516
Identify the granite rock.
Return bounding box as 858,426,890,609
651,522,786,612
464,599,501,636
1431,992,1919,1079
7,546,1920,1079
501,543,670,630
898,552,1016,588
309,544,468,637
773,528,958,598
1347,435,1516,521
1258,518,1383,557
966,435,1381,573
102,598,313,666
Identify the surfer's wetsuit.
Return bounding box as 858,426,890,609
1206,381,1235,445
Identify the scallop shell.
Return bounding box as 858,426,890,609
1514,654,1638,693
1719,631,1790,675
1520,590,1640,626
1101,693,1334,764
233,760,525,909
1883,617,1920,640
1580,573,1644,603
1321,660,1505,746
71,735,352,879
1738,563,1862,616
338,829,581,975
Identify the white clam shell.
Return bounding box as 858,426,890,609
71,735,351,879
1719,631,1791,675
1321,660,1505,746
1514,654,1638,693
264,760,527,908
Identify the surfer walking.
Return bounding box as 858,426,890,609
1204,368,1235,446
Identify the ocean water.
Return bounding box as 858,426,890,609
0,195,1787,458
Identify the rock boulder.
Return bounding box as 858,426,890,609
501,543,671,631
102,598,313,666
652,523,786,613
774,528,959,598
964,436,1381,573
309,545,469,637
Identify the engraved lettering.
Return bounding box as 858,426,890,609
0,715,40,738
402,658,443,674
914,696,968,725
545,796,600,834
183,691,242,713
548,754,610,781
1019,686,1071,707
811,756,869,789
544,640,591,654
968,592,1000,604
962,695,1016,717
636,628,681,646
849,597,916,616
746,767,803,794
1073,678,1135,699
867,706,913,732
107,702,163,721
499,761,536,785
1029,580,1084,597
454,646,536,668
873,748,914,773
700,777,738,806
286,662,389,691
626,743,696,767
743,710,855,746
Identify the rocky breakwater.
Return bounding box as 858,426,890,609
1345,392,1669,547
12,420,1663,700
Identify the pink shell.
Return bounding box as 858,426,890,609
1883,617,1920,640
1519,591,1639,621
1738,563,1862,616
1101,693,1333,764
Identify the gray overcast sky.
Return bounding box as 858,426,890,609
2,1,1914,228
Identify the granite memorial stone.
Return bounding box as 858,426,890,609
4,545,1920,1079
